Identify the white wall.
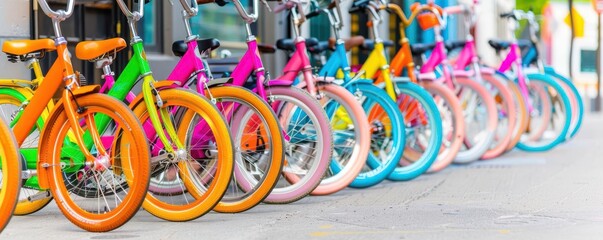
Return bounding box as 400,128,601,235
0,0,31,79
550,2,598,97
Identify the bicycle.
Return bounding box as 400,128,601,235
271,0,371,195
0,120,21,232
438,2,518,160
407,2,498,164
488,10,572,151
206,0,335,203
347,0,444,177
0,0,151,232
303,0,407,188
73,0,235,221
159,0,284,213
513,10,583,140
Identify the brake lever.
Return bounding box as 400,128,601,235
169,0,174,6
261,0,273,12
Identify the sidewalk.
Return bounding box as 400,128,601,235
4,114,603,240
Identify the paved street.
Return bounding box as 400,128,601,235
4,114,603,240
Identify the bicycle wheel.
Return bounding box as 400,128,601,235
0,118,21,232
388,81,442,180
516,74,572,151
346,81,405,188
479,72,516,160
264,86,332,204
0,89,53,215
502,76,529,151
545,67,583,139
418,81,464,172
130,89,233,221
205,86,284,213
39,93,150,232
312,82,370,194
452,76,498,163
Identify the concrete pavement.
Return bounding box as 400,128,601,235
4,114,603,240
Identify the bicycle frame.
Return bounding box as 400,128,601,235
99,40,185,156
498,43,532,112
318,41,356,83
277,38,319,96
7,38,109,189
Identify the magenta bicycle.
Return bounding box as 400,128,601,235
206,0,336,203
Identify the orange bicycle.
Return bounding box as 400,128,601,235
0,0,150,232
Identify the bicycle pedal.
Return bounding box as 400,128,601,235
27,190,51,202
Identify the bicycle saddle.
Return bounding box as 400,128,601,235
75,38,127,61
275,37,319,51
2,39,56,57
349,0,371,14
410,42,436,55
258,44,276,54
445,40,466,52
171,38,221,57
362,39,394,50
488,39,511,51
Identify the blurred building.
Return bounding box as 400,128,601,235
5,0,596,104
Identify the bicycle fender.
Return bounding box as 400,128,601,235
206,77,233,88
265,79,293,87
37,85,100,189
0,79,34,88
153,80,181,90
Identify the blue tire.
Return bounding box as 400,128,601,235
516,73,572,152
544,67,583,139
387,81,442,181
334,81,404,188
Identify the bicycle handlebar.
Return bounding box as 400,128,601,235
116,0,145,21
180,0,199,17
232,0,273,24
37,0,75,20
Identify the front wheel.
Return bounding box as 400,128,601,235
314,82,370,193
40,93,150,232
207,86,284,213
418,81,464,173
0,90,53,215
545,68,583,139
131,89,234,221
452,76,498,163
516,74,572,151
479,72,517,160
347,82,405,188
0,120,21,232
264,86,333,204
390,81,442,179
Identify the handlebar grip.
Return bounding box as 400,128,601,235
134,0,151,3
306,10,321,19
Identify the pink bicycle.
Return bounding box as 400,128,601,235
270,0,371,196
207,0,339,203
442,2,517,159
410,2,498,164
